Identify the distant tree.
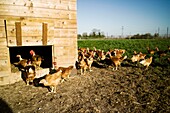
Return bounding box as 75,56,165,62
89,32,93,37
154,33,159,37
77,34,81,38
90,29,105,38
92,28,101,37
80,29,105,39
98,31,105,38
131,33,154,39
131,34,140,39
98,32,101,37
82,32,88,37
100,31,105,37
92,29,96,37
144,33,152,39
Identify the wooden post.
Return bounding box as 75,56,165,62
4,20,8,47
42,23,48,45
15,22,22,46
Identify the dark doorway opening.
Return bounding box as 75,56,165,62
9,45,53,68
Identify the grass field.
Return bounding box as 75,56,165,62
78,39,170,66
78,39,170,55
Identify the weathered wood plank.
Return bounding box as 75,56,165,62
0,52,8,57
0,0,76,4
22,26,41,37
15,22,22,46
54,19,77,29
42,23,48,45
54,28,77,38
0,19,5,26
33,2,68,10
6,35,76,46
0,46,10,73
5,25,54,37
0,26,15,38
0,66,10,72
0,47,9,60
0,0,76,11
0,0,25,6
53,37,76,46
0,26,5,37
0,16,55,26
0,37,7,46
0,4,76,19
7,36,54,46
68,3,77,10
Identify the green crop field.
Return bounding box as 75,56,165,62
78,39,170,57
78,39,170,67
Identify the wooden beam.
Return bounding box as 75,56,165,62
4,20,8,46
15,22,22,46
42,23,47,45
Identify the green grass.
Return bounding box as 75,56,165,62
78,39,170,67
78,39,170,57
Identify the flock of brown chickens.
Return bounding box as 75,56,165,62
77,47,128,74
13,46,169,93
14,50,74,93
14,50,43,85
14,50,43,70
77,46,170,74
39,66,74,93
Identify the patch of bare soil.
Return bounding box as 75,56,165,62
0,64,170,113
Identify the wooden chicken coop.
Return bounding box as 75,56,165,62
0,0,77,85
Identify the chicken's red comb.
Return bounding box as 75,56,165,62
30,50,35,54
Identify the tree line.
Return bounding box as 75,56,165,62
78,29,105,39
78,29,169,39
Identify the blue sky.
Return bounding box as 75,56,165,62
77,0,170,37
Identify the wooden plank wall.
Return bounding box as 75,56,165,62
0,0,77,46
0,0,77,76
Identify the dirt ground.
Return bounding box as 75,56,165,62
0,61,170,113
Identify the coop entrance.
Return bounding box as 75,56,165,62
9,45,53,72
